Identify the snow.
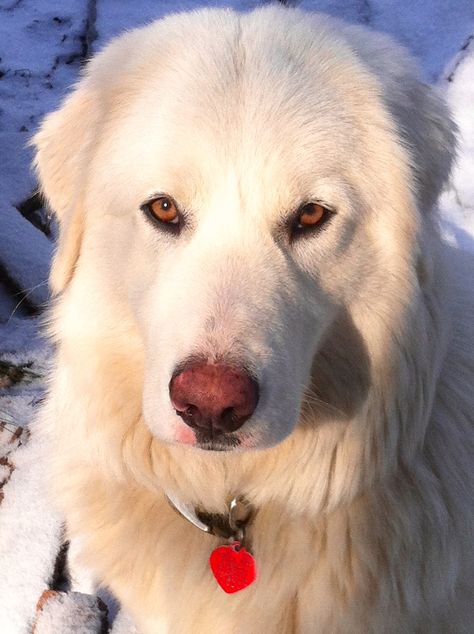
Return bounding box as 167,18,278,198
0,1,89,138
0,204,51,305
364,0,474,82
438,38,474,251
0,436,63,633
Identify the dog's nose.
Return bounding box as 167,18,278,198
169,362,259,434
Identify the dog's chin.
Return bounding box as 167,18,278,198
161,419,245,451
167,417,297,452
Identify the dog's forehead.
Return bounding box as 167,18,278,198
91,13,366,215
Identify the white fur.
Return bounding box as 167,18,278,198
33,6,474,632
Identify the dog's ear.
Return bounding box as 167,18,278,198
345,26,457,213
384,77,456,214
33,80,99,294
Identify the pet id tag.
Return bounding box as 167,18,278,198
209,540,257,593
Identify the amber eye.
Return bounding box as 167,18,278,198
292,202,332,236
147,196,180,225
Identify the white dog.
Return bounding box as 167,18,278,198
34,5,474,632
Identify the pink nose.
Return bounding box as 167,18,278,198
169,362,259,434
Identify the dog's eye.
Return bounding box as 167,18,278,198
142,195,183,233
147,196,179,224
292,203,332,236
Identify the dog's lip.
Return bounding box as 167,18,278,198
171,421,242,451
194,430,241,451
196,443,236,452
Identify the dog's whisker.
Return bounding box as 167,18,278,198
301,390,347,419
6,280,49,323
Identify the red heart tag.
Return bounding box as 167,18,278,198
209,541,257,593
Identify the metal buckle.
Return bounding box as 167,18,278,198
228,497,253,544
166,494,253,545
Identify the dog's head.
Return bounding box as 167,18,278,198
34,7,455,452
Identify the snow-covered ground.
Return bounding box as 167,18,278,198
1,0,473,424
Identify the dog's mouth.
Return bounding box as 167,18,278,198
194,430,241,452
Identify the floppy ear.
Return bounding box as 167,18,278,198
383,77,457,213
33,81,99,294
344,26,457,212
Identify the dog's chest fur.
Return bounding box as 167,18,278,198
63,448,472,634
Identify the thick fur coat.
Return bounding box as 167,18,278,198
34,6,474,633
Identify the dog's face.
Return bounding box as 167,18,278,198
34,8,454,452
102,85,355,451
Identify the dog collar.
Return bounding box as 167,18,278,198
166,493,253,540
166,493,257,593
